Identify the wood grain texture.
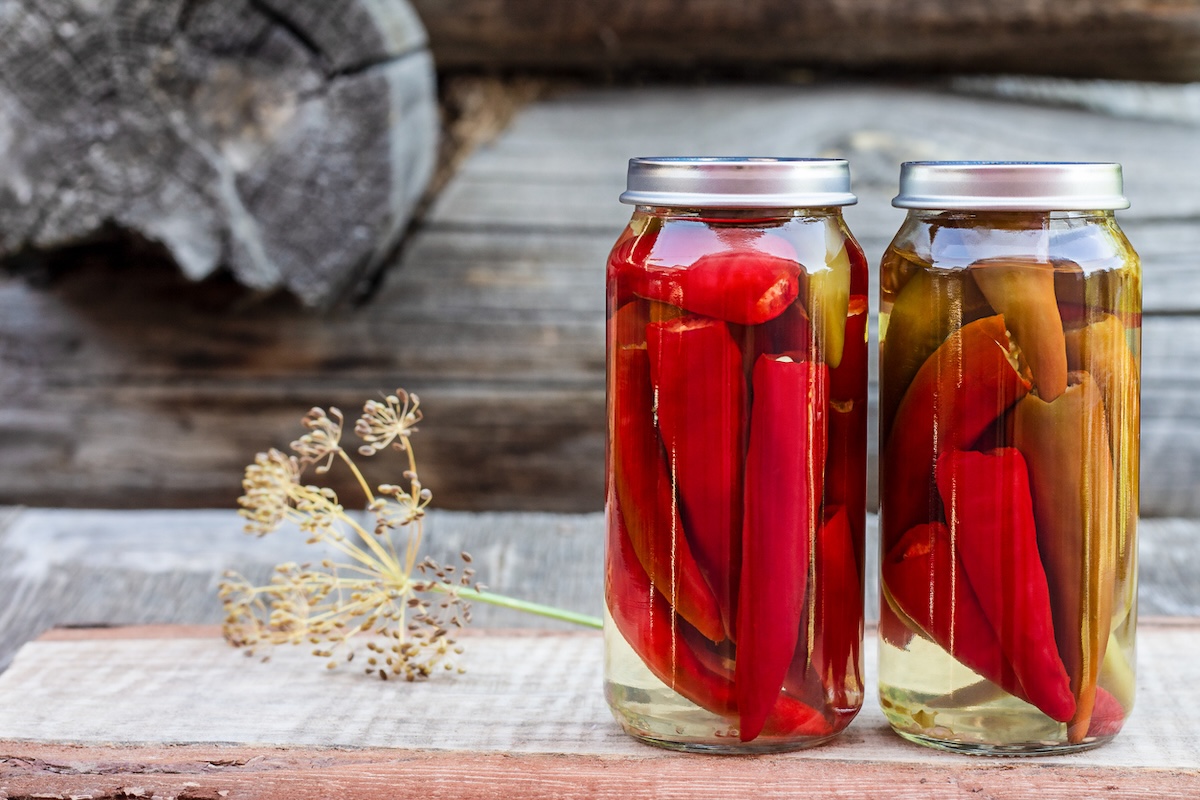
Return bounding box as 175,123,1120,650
2,507,1198,675
0,623,1198,797
0,0,438,305
1,83,1196,513
2,744,1197,800
409,0,1200,83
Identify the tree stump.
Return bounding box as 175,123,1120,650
0,0,438,306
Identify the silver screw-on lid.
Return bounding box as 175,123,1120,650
893,161,1129,211
619,157,857,208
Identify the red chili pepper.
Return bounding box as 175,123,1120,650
935,448,1076,723
647,315,746,637
736,301,814,379
611,342,725,643
621,250,801,326
607,216,663,307
880,314,1033,552
736,355,828,741
612,501,829,740
805,506,863,713
1086,687,1125,738
883,522,1024,703
825,296,868,544
606,498,736,716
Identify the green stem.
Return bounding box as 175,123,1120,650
430,583,603,630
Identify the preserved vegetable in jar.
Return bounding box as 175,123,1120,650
878,161,1140,755
604,157,868,753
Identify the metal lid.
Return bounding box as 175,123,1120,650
893,161,1129,211
619,157,857,208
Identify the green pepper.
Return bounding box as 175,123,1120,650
1013,372,1117,743
879,268,992,439
804,223,853,369
1065,314,1139,596
971,257,1068,402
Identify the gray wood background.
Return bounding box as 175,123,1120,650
1,506,1196,673
0,81,1196,514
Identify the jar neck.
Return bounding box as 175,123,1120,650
635,205,846,224
904,209,1117,225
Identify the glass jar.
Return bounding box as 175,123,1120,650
604,157,868,753
877,162,1140,754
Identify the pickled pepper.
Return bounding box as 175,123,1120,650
805,228,853,368
606,498,735,716
612,343,725,643
611,500,829,740
1013,372,1117,742
884,522,1025,702
621,250,801,326
971,258,1068,402
736,355,828,741
882,314,1033,547
648,315,746,634
935,448,1076,723
879,266,992,440
807,506,862,712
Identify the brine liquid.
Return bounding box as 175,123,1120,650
877,211,1139,753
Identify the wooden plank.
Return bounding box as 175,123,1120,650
409,0,1200,83
434,85,1200,224
0,623,1198,798
0,508,605,671
2,83,1196,513
3,743,1197,800
2,507,1198,676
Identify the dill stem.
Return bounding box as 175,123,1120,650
429,583,603,630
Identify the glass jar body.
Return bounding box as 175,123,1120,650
604,206,868,753
877,209,1140,754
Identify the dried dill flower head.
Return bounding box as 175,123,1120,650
220,389,600,681
221,390,479,681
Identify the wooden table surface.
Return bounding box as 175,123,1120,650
1,621,1198,799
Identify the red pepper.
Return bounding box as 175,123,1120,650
883,522,1024,703
607,215,662,307
681,620,832,739
611,343,725,643
935,448,1076,723
825,296,869,543
647,315,746,636
804,506,863,713
621,250,801,326
612,501,829,740
736,302,814,379
880,315,1033,552
1086,686,1125,738
736,355,828,741
606,498,735,716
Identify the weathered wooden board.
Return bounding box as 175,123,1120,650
2,507,1198,676
409,0,1200,83
1,84,1196,512
0,0,438,306
0,622,1198,798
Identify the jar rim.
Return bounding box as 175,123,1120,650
619,157,858,208
893,161,1129,211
